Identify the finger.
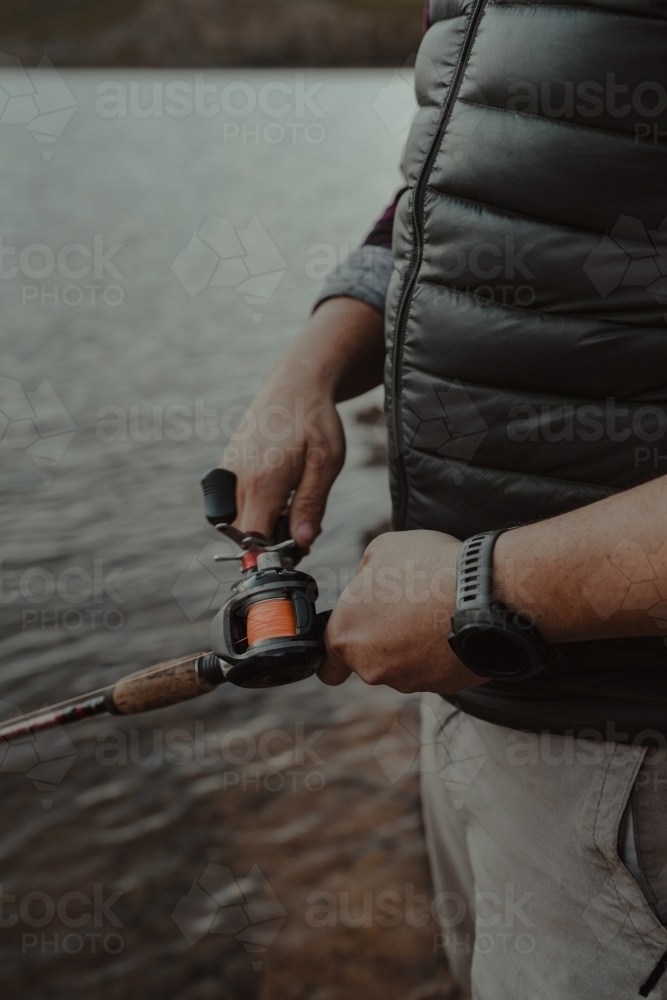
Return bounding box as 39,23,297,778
236,471,294,540
317,654,352,687
290,449,339,549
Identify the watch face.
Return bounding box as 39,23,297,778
449,624,544,681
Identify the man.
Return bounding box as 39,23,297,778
222,1,667,995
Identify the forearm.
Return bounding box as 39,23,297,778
267,295,385,403
494,475,667,643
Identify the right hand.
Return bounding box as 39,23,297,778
221,373,345,551
220,296,386,550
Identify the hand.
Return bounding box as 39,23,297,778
319,530,488,695
222,373,345,551
220,297,385,550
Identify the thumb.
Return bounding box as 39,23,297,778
317,652,352,687
289,451,338,549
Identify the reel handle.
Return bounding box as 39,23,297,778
201,468,237,526
200,468,300,564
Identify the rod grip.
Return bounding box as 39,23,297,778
106,654,219,715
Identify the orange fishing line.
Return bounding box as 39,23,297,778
246,598,297,646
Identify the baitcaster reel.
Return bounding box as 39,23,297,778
200,468,331,689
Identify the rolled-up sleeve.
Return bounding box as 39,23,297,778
312,187,407,316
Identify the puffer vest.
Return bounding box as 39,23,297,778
385,0,667,739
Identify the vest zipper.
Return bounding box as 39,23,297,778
390,0,488,529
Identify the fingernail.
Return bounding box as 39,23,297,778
295,522,315,545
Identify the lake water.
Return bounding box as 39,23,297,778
0,69,459,1000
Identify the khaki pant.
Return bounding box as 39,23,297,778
420,693,667,999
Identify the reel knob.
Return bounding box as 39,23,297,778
201,468,237,526
200,468,301,566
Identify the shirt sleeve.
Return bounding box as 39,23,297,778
312,187,407,316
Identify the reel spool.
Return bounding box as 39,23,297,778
201,468,331,689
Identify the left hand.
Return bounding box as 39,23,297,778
318,530,488,695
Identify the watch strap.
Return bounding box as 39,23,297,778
449,528,550,680
453,529,506,621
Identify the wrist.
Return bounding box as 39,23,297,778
493,527,564,643
491,529,517,607
492,528,537,623
265,327,344,398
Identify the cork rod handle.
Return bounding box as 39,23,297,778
105,653,224,716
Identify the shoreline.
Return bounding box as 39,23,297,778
1,0,423,68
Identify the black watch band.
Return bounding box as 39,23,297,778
448,530,549,681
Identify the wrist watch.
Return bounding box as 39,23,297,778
448,529,549,681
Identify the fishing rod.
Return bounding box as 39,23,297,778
0,470,331,743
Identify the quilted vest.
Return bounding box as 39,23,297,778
385,0,667,738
